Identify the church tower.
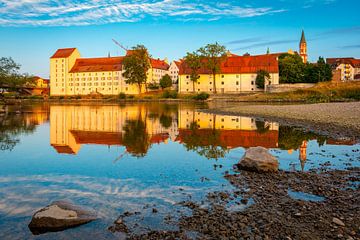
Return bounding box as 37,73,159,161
299,30,307,63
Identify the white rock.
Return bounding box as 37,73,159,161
237,147,279,172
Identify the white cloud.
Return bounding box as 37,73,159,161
0,0,285,26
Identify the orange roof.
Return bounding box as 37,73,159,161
51,48,76,58
176,129,278,149
174,60,182,68
69,57,124,73
179,54,279,75
326,58,360,68
71,130,123,145
151,58,169,70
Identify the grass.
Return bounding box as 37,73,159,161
238,81,360,103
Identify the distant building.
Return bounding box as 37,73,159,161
26,76,49,95
168,60,181,87
326,57,360,81
299,30,308,63
178,54,280,94
49,48,169,96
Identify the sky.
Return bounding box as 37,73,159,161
0,0,359,78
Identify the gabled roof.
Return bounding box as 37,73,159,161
179,54,279,75
51,48,77,58
151,58,169,70
326,58,360,68
174,60,182,68
69,57,124,73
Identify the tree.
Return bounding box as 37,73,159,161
122,45,151,94
122,118,150,157
159,74,172,89
0,57,34,96
198,43,227,94
255,70,270,89
315,57,333,82
278,54,305,83
184,52,201,93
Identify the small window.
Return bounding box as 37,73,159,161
198,89,200,91
221,82,224,85
251,88,254,91
236,81,239,85
221,75,224,78
198,82,200,84
209,82,212,84
251,81,254,85
236,75,239,78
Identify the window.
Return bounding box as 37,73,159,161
186,76,189,79
221,82,224,85
221,75,224,78
198,82,200,84
236,75,239,78
236,81,239,85
251,81,254,85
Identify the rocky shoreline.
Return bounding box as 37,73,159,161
108,167,359,240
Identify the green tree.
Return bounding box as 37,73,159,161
184,52,201,93
198,43,227,94
0,57,34,96
122,45,151,94
255,70,270,89
159,74,172,89
278,54,305,83
304,57,333,83
122,117,150,157
159,114,172,128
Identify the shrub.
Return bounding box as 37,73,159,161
127,95,135,99
162,90,178,99
193,92,210,100
148,82,160,90
118,92,126,99
160,74,172,89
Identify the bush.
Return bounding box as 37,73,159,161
160,74,172,89
193,92,210,100
162,90,178,99
127,95,135,99
148,82,160,90
118,92,126,99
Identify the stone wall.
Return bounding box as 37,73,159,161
266,83,315,93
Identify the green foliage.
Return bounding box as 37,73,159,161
184,52,201,92
279,54,333,84
159,114,172,128
123,118,150,157
118,92,126,99
304,57,333,83
159,74,172,89
255,121,270,134
197,43,227,94
278,126,326,150
256,70,270,89
279,54,305,83
193,92,210,100
162,90,178,99
0,57,34,95
147,82,159,90
122,45,151,94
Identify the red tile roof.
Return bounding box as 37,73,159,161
179,54,279,75
69,57,124,73
50,48,77,58
51,145,76,154
151,58,169,70
326,58,360,68
174,60,182,68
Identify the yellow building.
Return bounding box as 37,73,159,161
50,48,169,96
178,54,280,94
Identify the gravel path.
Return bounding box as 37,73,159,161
206,102,360,140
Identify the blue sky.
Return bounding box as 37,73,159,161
0,0,359,78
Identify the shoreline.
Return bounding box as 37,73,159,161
204,102,360,141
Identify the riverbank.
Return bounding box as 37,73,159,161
205,102,360,141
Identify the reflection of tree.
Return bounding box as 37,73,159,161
255,120,270,134
278,126,326,150
0,111,36,151
160,114,172,128
122,117,150,157
182,121,228,160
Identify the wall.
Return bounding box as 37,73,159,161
266,83,315,93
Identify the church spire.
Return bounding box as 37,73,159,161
300,30,306,44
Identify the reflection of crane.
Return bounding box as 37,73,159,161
113,150,128,164
112,39,128,52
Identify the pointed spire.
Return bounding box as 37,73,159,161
300,30,306,44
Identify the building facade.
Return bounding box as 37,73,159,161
326,58,360,81
50,48,169,96
178,54,280,94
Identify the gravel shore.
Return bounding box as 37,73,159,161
206,102,360,140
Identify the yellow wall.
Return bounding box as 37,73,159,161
178,73,279,93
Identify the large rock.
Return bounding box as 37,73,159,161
28,200,97,234
237,147,279,172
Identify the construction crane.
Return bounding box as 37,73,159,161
112,39,128,52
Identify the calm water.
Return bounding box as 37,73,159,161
0,103,359,239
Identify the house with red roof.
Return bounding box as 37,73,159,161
178,53,280,94
326,57,360,81
49,48,169,96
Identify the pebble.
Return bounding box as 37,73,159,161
332,217,345,226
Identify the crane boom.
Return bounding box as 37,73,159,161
112,39,128,52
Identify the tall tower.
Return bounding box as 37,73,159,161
299,30,307,63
